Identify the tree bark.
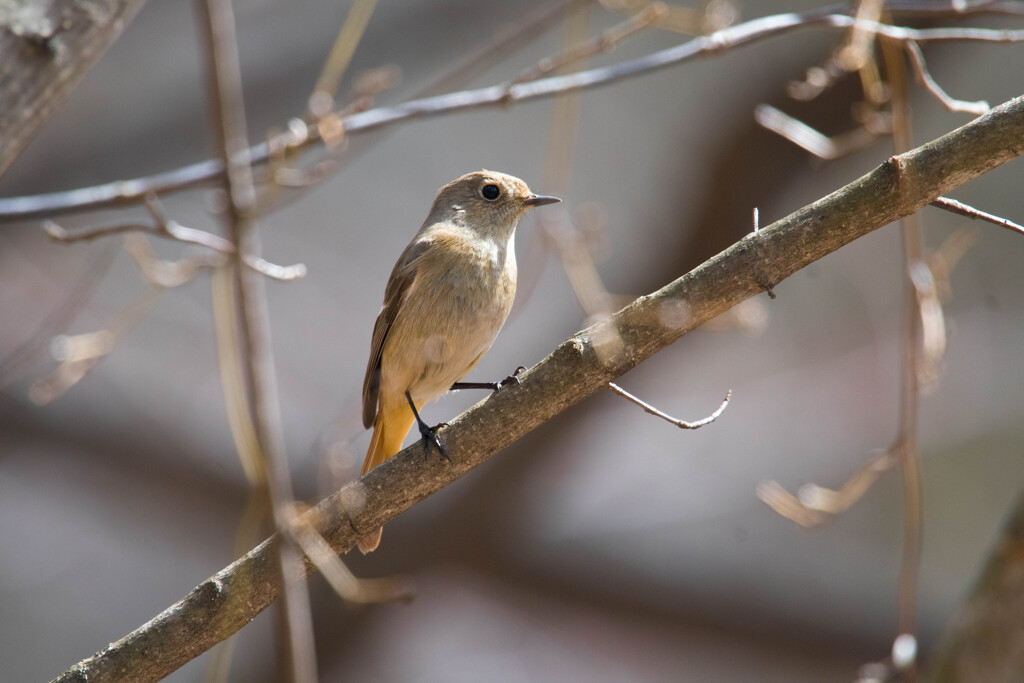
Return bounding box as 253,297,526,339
0,0,149,178
54,93,1024,682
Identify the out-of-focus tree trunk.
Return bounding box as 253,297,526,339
926,491,1024,682
0,0,149,177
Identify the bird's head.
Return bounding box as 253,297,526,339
428,170,560,239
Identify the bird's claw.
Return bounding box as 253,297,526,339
495,366,527,391
418,420,450,462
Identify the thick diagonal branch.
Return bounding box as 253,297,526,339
52,94,1024,683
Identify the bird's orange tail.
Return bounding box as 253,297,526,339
357,401,416,554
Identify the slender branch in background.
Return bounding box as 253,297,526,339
240,255,307,281
535,3,618,326
286,509,414,604
28,285,163,406
210,265,267,488
50,91,1024,683
414,0,576,99
26,233,225,406
754,103,882,159
754,215,983,527
510,2,666,85
884,38,927,677
121,233,224,288
761,32,941,679
515,2,652,321
607,383,731,429
904,40,990,115
43,192,235,253
931,196,1024,234
0,244,117,389
885,0,1024,17
518,1,670,325
194,0,317,680
6,3,1024,222
41,193,307,281
307,0,378,117
836,0,885,71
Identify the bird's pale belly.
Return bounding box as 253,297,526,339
380,256,515,407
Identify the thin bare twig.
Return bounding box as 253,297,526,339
7,4,1023,222
904,40,990,115
931,196,1024,235
607,383,731,430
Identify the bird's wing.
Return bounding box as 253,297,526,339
361,237,431,429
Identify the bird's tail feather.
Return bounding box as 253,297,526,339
357,402,415,554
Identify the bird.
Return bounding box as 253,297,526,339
356,170,560,554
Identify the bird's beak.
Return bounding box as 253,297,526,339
522,194,561,207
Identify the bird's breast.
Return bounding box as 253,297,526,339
381,232,517,403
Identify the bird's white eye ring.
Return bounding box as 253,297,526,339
481,184,500,200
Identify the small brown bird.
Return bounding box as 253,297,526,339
357,170,560,554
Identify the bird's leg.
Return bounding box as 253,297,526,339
405,391,449,462
450,366,527,393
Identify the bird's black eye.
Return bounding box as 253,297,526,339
481,184,500,200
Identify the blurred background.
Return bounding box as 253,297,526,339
2,1,1023,680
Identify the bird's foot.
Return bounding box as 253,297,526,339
417,419,450,462
494,366,527,391
406,391,450,463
